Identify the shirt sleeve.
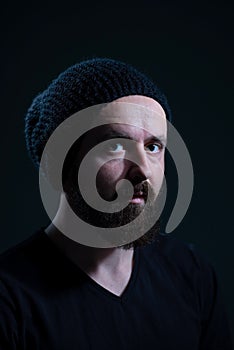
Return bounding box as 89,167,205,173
194,250,233,350
0,280,19,350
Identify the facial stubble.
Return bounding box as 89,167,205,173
64,179,162,250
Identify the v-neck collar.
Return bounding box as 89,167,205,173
39,228,141,303
79,246,140,302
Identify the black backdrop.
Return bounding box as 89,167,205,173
1,0,233,343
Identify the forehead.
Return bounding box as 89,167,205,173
95,96,167,140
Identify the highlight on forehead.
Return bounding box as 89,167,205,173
114,95,166,118
97,98,167,140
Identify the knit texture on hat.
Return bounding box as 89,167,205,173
25,58,172,168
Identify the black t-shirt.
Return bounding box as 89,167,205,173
0,229,232,350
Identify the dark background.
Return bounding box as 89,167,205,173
1,0,233,343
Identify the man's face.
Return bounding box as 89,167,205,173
94,122,165,203
64,95,167,248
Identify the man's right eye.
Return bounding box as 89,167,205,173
107,142,125,153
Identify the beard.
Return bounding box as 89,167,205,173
63,178,163,250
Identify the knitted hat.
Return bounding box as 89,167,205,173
25,58,172,168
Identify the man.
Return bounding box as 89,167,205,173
0,58,232,349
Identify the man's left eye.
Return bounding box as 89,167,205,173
145,143,162,153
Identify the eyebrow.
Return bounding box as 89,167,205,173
98,130,166,145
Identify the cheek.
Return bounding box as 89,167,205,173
150,157,165,186
157,158,165,174
96,159,126,187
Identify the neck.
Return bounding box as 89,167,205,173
45,193,134,273
45,223,134,276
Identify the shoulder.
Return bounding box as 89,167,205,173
141,233,217,293
143,232,212,269
0,228,47,264
0,228,53,287
140,234,223,317
0,228,84,296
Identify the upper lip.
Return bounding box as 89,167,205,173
132,190,147,200
133,191,144,197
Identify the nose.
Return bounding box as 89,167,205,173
126,144,152,185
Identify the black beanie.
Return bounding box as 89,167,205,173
25,58,172,168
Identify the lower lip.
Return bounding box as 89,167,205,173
129,197,145,204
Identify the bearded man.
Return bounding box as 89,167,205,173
0,58,232,350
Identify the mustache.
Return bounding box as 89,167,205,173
133,182,149,202
115,180,150,201
133,181,149,195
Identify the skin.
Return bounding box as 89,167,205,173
94,120,165,203
46,95,167,296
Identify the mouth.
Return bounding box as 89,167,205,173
130,191,147,204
